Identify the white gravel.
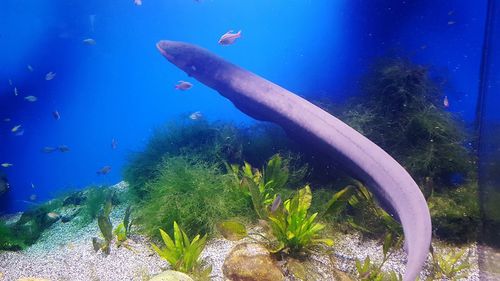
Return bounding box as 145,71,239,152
0,182,481,281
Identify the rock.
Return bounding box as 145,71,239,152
62,192,86,206
223,243,284,281
149,270,194,281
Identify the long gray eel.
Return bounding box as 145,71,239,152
156,40,432,281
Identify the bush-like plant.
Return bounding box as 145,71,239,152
135,156,252,239
151,221,210,276
267,185,333,253
336,58,474,189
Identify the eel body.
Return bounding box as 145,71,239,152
156,40,431,281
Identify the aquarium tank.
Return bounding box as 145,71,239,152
0,1,499,280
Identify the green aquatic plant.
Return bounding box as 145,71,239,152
0,220,26,250
92,200,113,255
114,205,132,245
427,183,480,243
267,185,333,253
229,154,289,219
428,247,471,280
135,156,252,240
355,232,403,281
337,58,474,190
78,186,114,226
151,221,211,277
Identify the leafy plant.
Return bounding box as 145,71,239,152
355,232,403,281
428,247,470,280
267,185,333,253
230,154,289,219
92,200,113,255
113,205,132,245
151,221,211,277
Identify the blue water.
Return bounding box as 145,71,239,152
0,0,488,212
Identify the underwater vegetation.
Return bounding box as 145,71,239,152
337,58,474,190
124,120,311,200
152,221,211,278
0,198,62,250
133,156,253,240
266,185,334,253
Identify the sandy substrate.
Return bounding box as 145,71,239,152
0,182,480,281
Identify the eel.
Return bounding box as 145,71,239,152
156,40,432,281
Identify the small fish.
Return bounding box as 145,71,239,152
175,80,193,91
8,79,13,86
3,118,11,122
29,194,37,201
134,0,142,6
47,212,60,219
42,146,58,153
218,30,242,45
189,111,203,120
111,138,118,149
448,21,456,25
58,145,70,152
420,44,427,50
24,95,38,102
27,64,34,72
52,111,61,120
83,38,96,45
45,71,56,80
448,10,455,16
270,194,282,213
443,96,450,108
11,124,22,133
31,182,35,189
97,165,112,175
1,163,13,168
14,87,18,96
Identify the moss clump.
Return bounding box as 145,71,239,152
338,58,474,191
1,198,63,250
428,183,480,243
76,186,117,226
134,156,253,240
124,119,313,199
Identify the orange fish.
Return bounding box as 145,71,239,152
443,96,449,108
175,81,193,91
218,30,241,45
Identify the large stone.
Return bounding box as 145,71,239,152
223,243,284,281
149,270,194,281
